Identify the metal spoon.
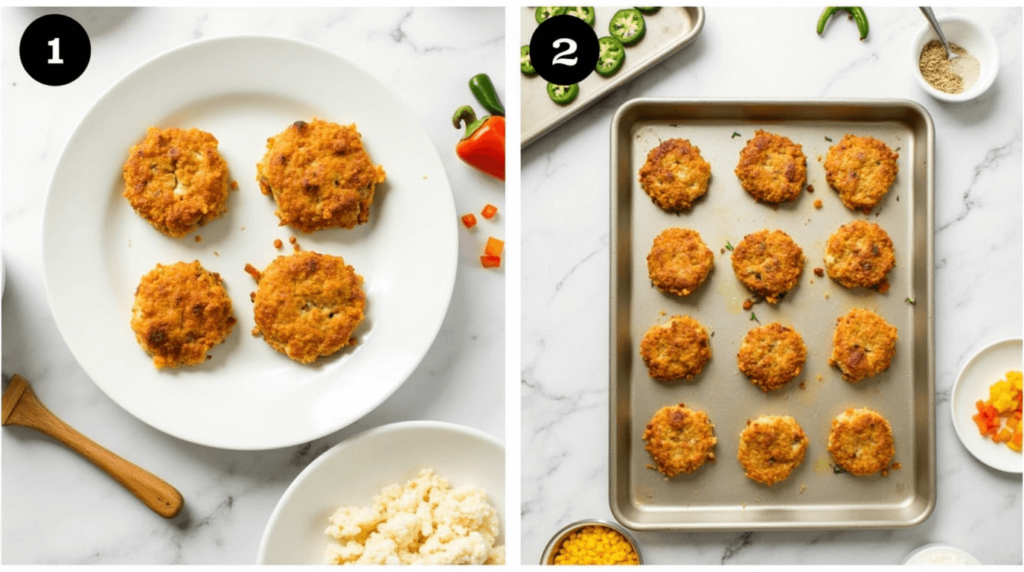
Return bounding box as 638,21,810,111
2,374,184,518
920,7,958,60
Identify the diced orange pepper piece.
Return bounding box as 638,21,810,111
481,204,498,219
462,213,477,228
481,255,501,268
995,428,1013,443
1012,431,1023,451
484,236,504,257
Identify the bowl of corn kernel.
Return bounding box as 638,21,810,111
541,519,642,565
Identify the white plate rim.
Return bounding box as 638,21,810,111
256,420,505,565
40,35,458,450
950,337,1023,473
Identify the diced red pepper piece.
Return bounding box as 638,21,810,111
481,204,498,219
484,236,504,257
462,213,477,228
481,255,501,268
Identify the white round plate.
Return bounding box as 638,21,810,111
41,36,457,450
950,338,1023,473
257,421,505,565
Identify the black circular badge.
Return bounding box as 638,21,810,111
529,15,599,86
20,14,91,86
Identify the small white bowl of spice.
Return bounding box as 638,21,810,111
911,13,998,103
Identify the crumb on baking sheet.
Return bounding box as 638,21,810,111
274,238,283,249
814,199,823,209
814,267,824,277
324,468,503,565
807,184,815,193
230,180,239,190
195,235,202,243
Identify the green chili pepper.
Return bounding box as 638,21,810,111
536,6,567,24
817,7,869,41
565,6,596,26
595,36,626,77
521,45,536,76
635,7,660,14
547,82,579,105
609,8,646,46
469,73,504,117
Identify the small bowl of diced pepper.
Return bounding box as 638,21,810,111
541,519,643,565
951,338,1023,473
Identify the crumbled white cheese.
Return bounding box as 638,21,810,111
325,468,504,565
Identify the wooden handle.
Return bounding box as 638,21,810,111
3,375,184,518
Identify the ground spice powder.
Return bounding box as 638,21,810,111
919,40,981,94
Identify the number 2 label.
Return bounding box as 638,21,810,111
47,37,63,64
552,38,577,67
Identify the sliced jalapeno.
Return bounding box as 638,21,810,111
535,6,567,24
564,6,596,26
521,45,536,76
635,7,661,14
595,36,626,77
609,8,646,46
547,82,579,105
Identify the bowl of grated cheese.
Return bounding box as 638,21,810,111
258,421,505,565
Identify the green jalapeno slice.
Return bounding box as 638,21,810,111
564,6,596,26
609,8,646,46
547,82,579,105
535,6,567,24
595,36,626,77
521,45,536,76
635,7,660,14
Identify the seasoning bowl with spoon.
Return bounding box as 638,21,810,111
911,12,999,103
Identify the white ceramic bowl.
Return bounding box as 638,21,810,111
950,338,1022,473
903,543,980,565
257,421,504,565
910,13,999,102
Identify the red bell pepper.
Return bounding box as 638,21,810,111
452,106,505,181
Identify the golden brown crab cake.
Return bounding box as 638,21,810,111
824,134,899,214
734,130,806,203
130,260,236,369
251,251,366,364
638,138,712,212
737,322,807,392
730,229,805,304
643,403,717,477
639,315,711,382
738,415,809,486
646,228,714,296
122,127,230,238
827,407,895,476
828,308,898,383
824,220,896,289
256,119,387,233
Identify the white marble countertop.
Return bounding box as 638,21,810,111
1,7,504,565
522,6,1022,566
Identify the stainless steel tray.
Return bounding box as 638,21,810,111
521,7,704,148
609,99,935,530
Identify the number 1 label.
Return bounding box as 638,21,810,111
47,37,63,64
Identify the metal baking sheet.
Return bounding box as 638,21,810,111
609,99,935,530
521,7,704,148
